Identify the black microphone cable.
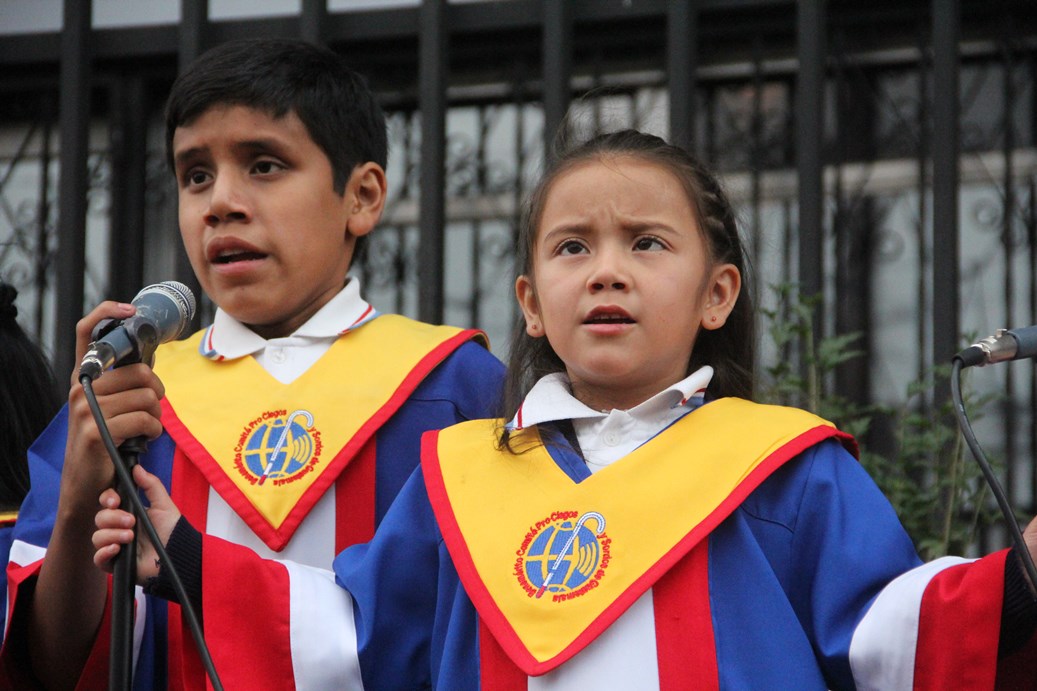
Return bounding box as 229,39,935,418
949,355,1037,596
80,373,224,691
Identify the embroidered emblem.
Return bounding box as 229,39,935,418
233,409,324,486
513,510,610,602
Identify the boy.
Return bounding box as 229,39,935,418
1,38,503,689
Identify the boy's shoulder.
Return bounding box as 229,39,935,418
361,313,487,346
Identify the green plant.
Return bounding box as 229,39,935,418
758,285,1001,559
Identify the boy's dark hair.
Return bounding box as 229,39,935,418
500,129,756,447
164,38,388,262
0,282,62,511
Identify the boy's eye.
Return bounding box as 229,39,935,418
557,239,588,256
253,160,285,175
185,170,210,187
633,236,666,251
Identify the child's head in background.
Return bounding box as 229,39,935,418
503,130,754,424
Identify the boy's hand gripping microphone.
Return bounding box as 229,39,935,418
79,281,197,381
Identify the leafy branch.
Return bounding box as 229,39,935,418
758,285,1001,559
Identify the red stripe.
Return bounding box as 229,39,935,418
478,539,719,687
479,618,527,690
204,536,296,690
654,543,718,690
169,447,210,690
342,304,375,333
913,552,1004,690
334,439,377,553
427,424,850,675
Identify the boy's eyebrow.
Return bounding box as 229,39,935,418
173,138,290,169
173,146,208,170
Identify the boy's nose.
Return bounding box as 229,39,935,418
204,176,251,225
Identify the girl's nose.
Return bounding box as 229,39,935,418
204,175,251,226
587,251,629,292
590,279,627,291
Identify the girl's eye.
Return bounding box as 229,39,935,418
634,236,666,251
557,239,588,256
253,160,285,175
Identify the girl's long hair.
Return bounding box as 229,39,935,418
499,129,755,450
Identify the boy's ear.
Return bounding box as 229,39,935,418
515,274,544,338
701,263,741,330
345,162,387,239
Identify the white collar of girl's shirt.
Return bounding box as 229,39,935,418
198,277,378,361
506,366,714,431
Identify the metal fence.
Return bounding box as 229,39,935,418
1,0,1036,540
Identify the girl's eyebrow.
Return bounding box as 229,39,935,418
540,222,590,243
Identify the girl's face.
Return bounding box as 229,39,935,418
516,156,740,411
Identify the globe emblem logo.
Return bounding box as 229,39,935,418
526,512,606,598
243,410,315,485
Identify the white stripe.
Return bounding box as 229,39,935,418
530,589,660,691
849,556,971,690
283,561,364,690
133,587,147,671
8,539,45,568
3,540,45,640
205,485,337,568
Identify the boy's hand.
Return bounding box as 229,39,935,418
30,302,170,690
93,465,182,582
63,301,166,509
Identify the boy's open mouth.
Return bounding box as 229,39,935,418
213,250,266,264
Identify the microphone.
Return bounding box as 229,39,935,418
954,326,1037,368
79,281,197,381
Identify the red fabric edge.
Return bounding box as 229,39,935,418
479,618,528,689
334,440,377,553
202,535,296,690
913,551,1005,690
654,543,719,690
426,424,848,675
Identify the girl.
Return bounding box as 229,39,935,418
94,130,1036,689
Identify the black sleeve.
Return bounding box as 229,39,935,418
999,547,1037,657
142,515,203,620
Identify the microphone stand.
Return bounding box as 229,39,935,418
85,316,158,690
109,435,146,691
79,283,222,689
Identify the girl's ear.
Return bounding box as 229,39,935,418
345,162,387,239
701,263,741,330
515,274,544,337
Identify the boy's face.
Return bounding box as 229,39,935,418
172,105,375,338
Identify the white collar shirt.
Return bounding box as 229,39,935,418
199,278,376,384
508,366,714,472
